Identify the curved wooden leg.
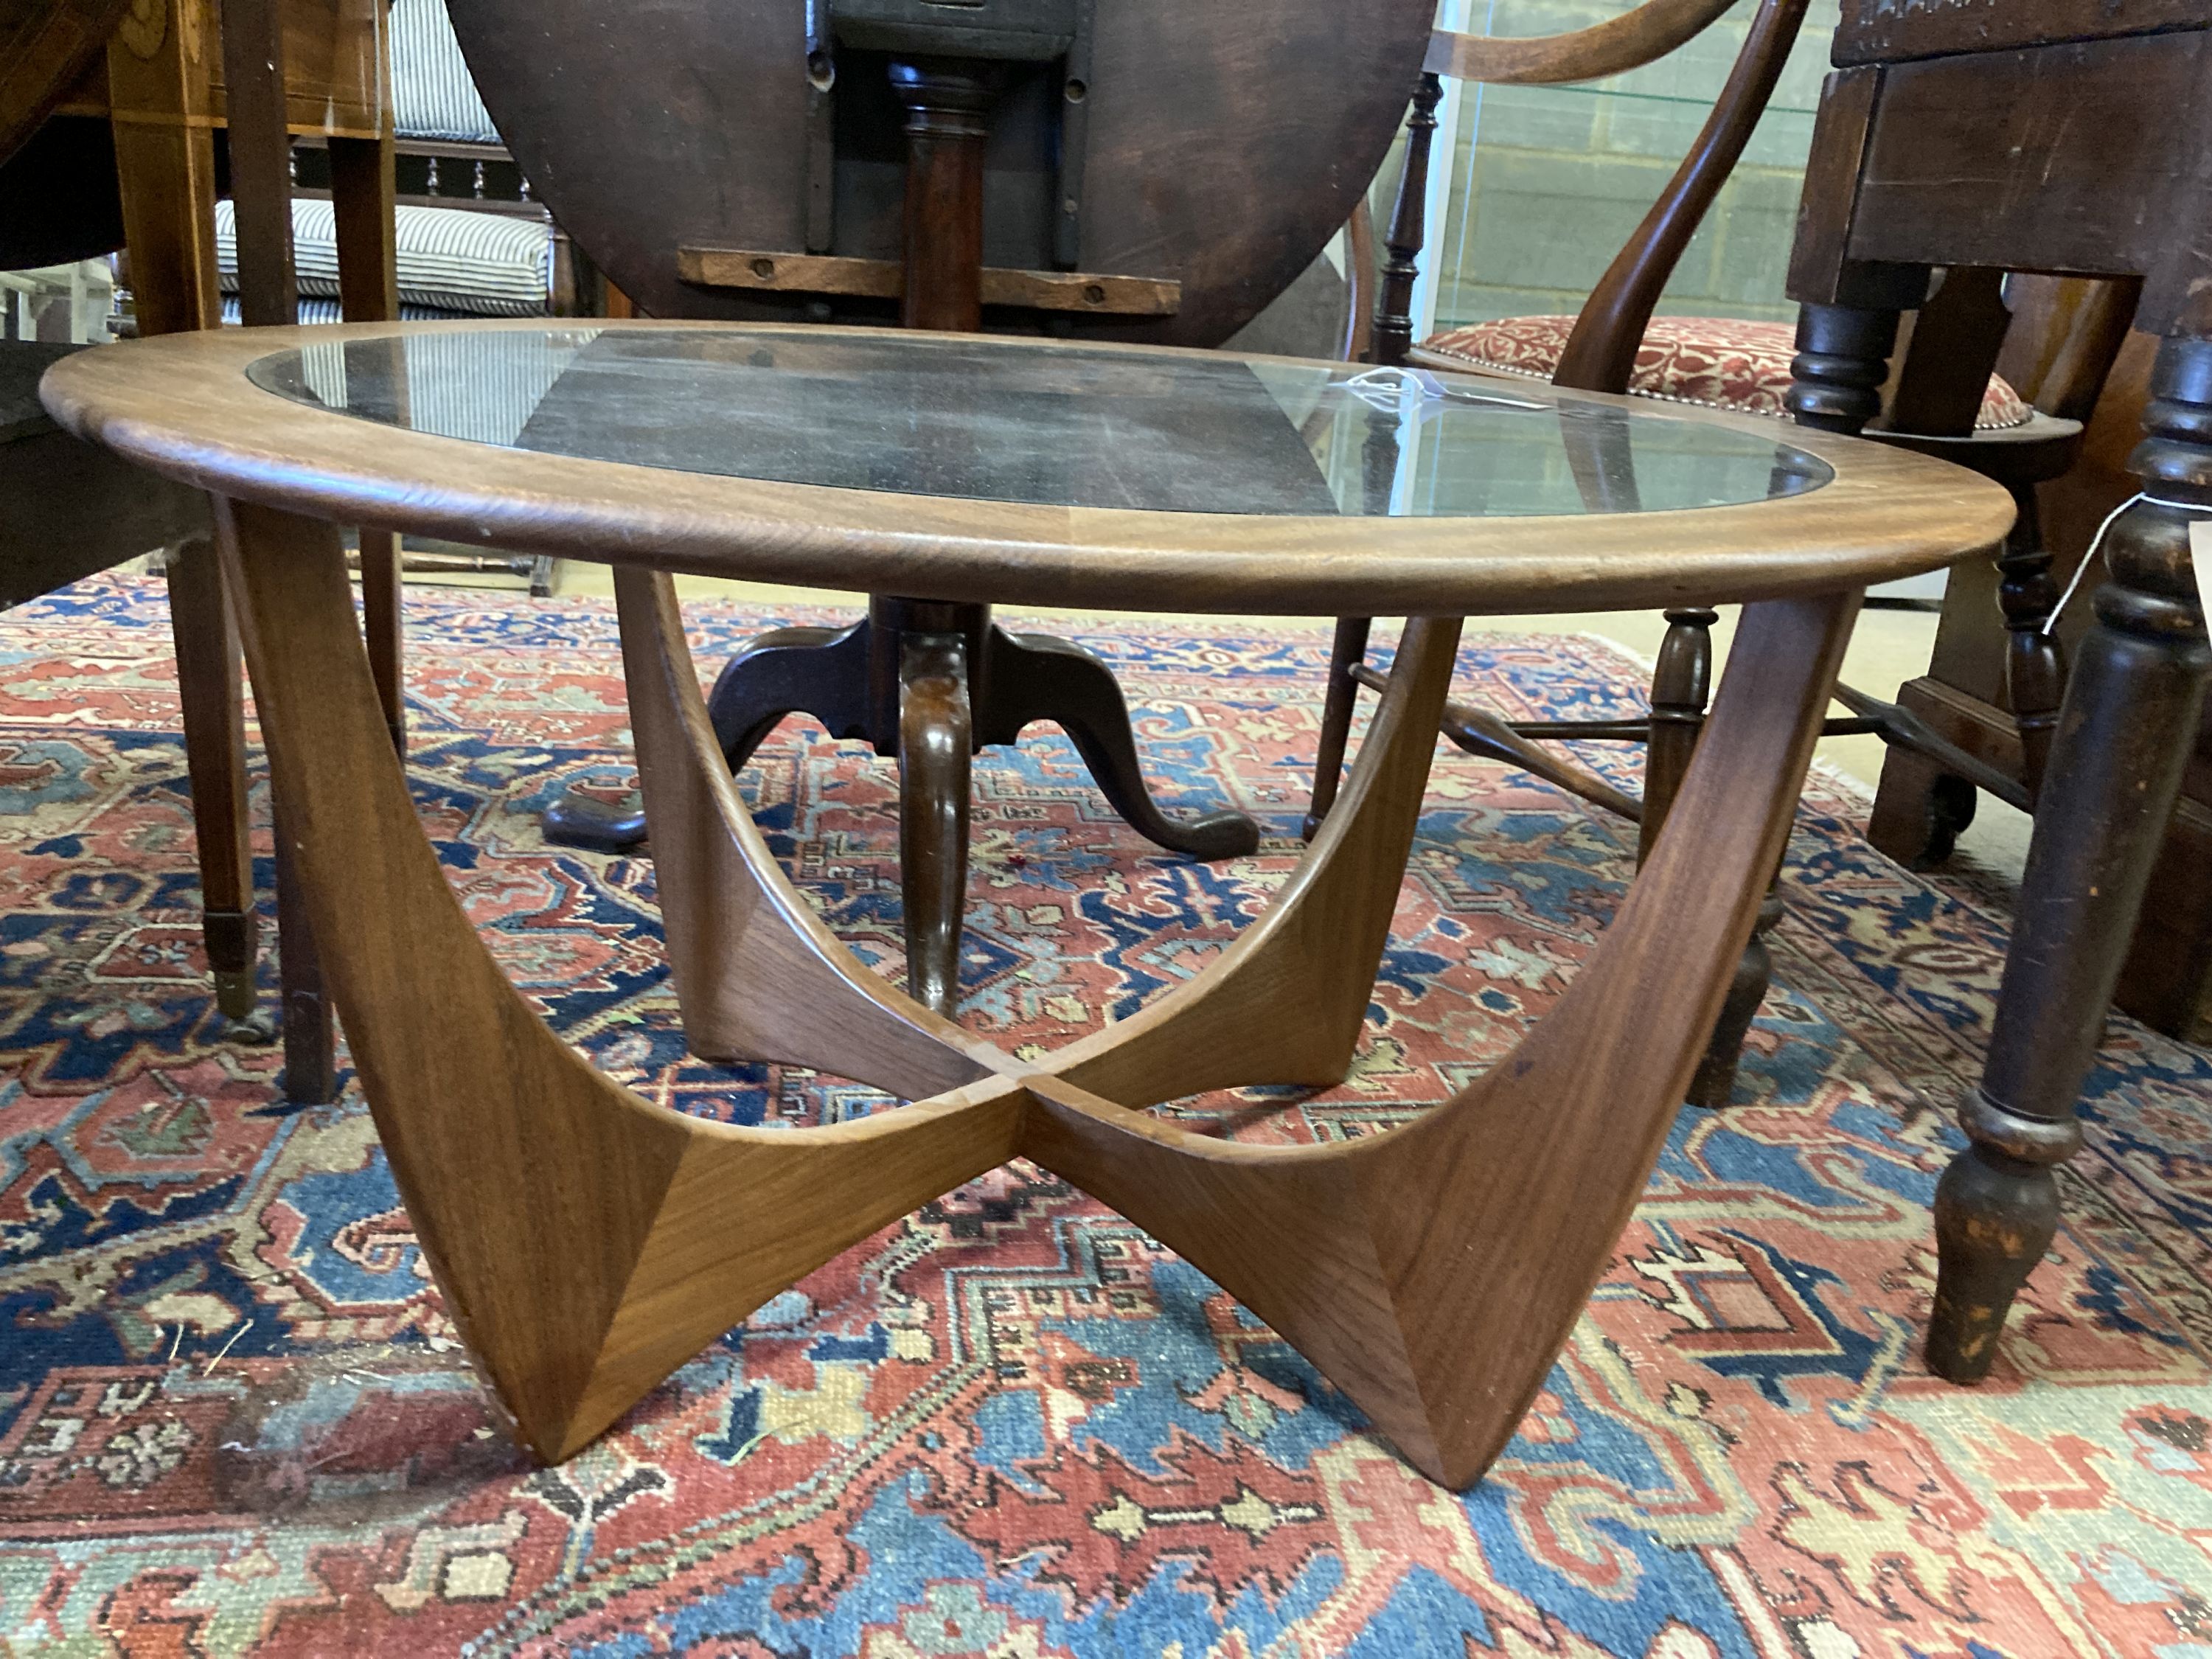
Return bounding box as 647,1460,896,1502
220,504,1022,1460
612,571,997,1092
1045,616,1466,1106
985,628,1260,862
898,634,973,1019
165,535,260,1023
1994,491,2065,799
1304,616,1373,841
1928,343,2212,1380
1027,591,1861,1485
223,498,1860,1489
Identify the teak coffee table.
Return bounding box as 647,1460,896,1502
42,320,2011,1489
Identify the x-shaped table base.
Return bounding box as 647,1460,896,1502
219,498,1856,1491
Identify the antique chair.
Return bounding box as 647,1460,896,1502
1307,0,2084,1106
3,0,403,1099
1775,1,2212,1383
1,338,206,603
1865,280,2212,1051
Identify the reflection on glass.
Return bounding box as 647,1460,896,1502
246,327,1833,518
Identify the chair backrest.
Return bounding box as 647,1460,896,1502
1358,0,1812,392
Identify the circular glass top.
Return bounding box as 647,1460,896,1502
244,327,1832,518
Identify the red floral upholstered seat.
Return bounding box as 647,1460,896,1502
1416,314,2033,430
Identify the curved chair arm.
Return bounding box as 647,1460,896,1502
1425,0,1741,87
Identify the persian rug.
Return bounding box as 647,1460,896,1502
1,574,2208,1659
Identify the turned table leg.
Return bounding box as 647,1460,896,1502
1927,334,2212,1381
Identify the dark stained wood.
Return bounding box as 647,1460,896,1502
1784,65,1927,312
892,61,991,334
1884,267,2012,439
220,0,295,328
43,320,2014,616
1834,0,2212,64
552,597,1266,866
1841,33,2212,333
443,0,1436,347
897,631,972,1016
2001,275,2143,424
1554,0,1812,393
1422,0,1740,84
1371,73,1441,369
1303,619,1371,840
1788,15,2212,1376
1784,302,1899,432
1,342,207,608
676,246,1182,316
1638,608,1714,863
1928,335,2212,1380
161,535,260,1020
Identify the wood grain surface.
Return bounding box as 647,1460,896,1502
43,319,2014,616
1425,0,1741,85
438,0,1434,344
1833,0,2212,64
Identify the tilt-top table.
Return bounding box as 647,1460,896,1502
42,319,2011,1489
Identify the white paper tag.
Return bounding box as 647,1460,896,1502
2194,521,2212,625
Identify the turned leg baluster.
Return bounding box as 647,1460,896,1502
1927,334,2212,1381
1994,487,2067,797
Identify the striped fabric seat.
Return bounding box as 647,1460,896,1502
215,198,553,318
389,0,502,145
218,298,459,325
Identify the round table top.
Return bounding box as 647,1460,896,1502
41,318,2015,616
